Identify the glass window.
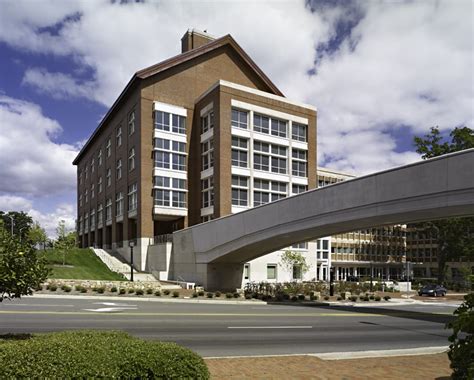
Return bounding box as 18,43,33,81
128,111,135,135
116,159,122,180
232,149,247,168
106,138,111,157
105,199,112,221
253,179,287,206
292,123,307,142
201,176,214,208
292,184,307,194
172,154,186,171
106,168,111,187
271,118,287,138
154,151,170,168
231,108,248,129
172,191,186,208
128,147,135,171
128,183,137,211
292,265,302,280
201,139,214,171
155,111,170,131
271,157,287,174
116,126,122,147
172,114,186,134
292,148,307,177
254,114,269,134
232,175,249,207
267,264,277,280
115,192,123,217
98,149,102,166
201,111,214,134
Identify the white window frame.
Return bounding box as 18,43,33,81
292,122,307,142
231,136,248,168
201,139,214,171
116,159,122,180
128,111,135,135
253,179,287,206
201,176,214,208
116,192,123,217
128,147,135,172
153,138,186,171
128,183,137,211
231,108,248,129
153,176,187,208
231,175,248,206
116,126,122,147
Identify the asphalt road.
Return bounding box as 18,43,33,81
0,296,458,357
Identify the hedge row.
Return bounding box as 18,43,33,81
0,330,209,378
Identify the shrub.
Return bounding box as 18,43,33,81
244,294,252,299
337,296,342,301
80,287,88,293
206,292,214,298
283,294,290,301
324,295,330,301
359,295,366,301
135,289,144,296
146,288,153,295
110,286,118,293
233,293,240,299
74,285,83,292
63,286,72,293
163,289,171,296
383,295,391,301
96,287,105,294
298,294,305,301
154,290,162,297
198,290,205,297
447,293,474,379
291,296,298,302
225,293,233,299
369,295,375,300
310,295,319,301
48,285,57,292
119,288,126,295
215,291,221,298
375,296,381,301
128,289,135,294
0,330,209,379
192,292,198,298
350,296,358,302
61,285,69,291
172,291,179,298
92,286,99,292
363,296,370,302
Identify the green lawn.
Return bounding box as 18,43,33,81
41,248,125,281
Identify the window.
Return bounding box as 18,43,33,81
231,108,248,129
292,148,307,177
97,204,103,225
172,114,186,134
271,118,287,138
244,263,250,280
79,194,82,207
90,209,95,230
232,175,248,206
116,126,122,147
155,111,170,131
231,136,248,168
292,242,308,249
254,141,287,174
153,138,186,171
115,192,123,217
84,212,89,230
91,184,95,199
79,169,83,185
90,159,94,174
128,183,137,211
106,138,111,157
98,176,103,193
201,139,214,171
292,123,307,142
128,148,135,171
153,176,186,208
128,111,135,135
106,168,111,187
292,184,307,194
254,114,269,134
85,166,88,180
105,199,112,221
254,179,287,206
116,159,122,180
267,264,277,280
85,189,88,203
293,265,302,280
201,111,214,134
98,149,102,166
201,176,214,208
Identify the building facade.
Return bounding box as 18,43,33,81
74,30,317,273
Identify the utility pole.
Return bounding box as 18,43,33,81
129,240,135,282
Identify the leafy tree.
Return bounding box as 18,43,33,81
446,293,474,379
28,222,48,249
280,250,311,280
413,126,474,283
54,220,76,266
0,220,49,302
0,211,33,242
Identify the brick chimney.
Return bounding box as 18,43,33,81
181,29,215,53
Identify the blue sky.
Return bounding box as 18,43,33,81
0,0,472,235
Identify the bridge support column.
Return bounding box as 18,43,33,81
205,263,244,292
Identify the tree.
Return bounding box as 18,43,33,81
280,250,311,281
413,126,474,283
0,220,49,302
28,222,48,249
54,220,76,266
0,211,33,242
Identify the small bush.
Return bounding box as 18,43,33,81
48,285,57,292
128,288,135,294
110,286,118,293
233,293,240,299
245,294,252,299
119,288,126,295
172,291,179,298
63,286,72,293
375,296,381,301
61,285,69,291
154,290,162,297
163,289,171,296
337,296,342,301
291,296,298,302
251,292,259,299
80,287,88,293
383,295,391,301
198,290,205,296
363,296,370,302
92,286,99,292
146,288,153,295
369,295,375,300
350,296,358,302
96,287,105,294
298,294,305,301
206,292,214,298
324,295,330,301
192,292,198,298
0,331,209,379
225,293,233,299
359,295,366,301
283,294,290,301
75,285,83,292
135,289,144,296
310,295,319,301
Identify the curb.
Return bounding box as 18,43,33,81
26,293,267,306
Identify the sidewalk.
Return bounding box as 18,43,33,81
205,351,451,379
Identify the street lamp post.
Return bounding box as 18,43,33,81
7,215,14,236
129,241,135,282
19,227,26,243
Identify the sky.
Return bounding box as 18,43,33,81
0,0,472,237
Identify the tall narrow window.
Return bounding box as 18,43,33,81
105,199,112,221
97,204,103,225
155,111,170,131
128,147,135,171
115,192,123,217
91,184,95,199
172,114,186,134
201,177,214,208
116,126,122,147
106,138,111,157
128,183,137,211
292,123,307,142
90,209,95,230
106,168,111,187
201,139,214,171
98,149,102,166
201,111,214,134
98,176,103,193
85,189,88,203
232,175,248,206
116,159,122,180
128,111,135,135
292,148,307,177
231,136,248,168
90,158,95,174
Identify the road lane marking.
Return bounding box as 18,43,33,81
83,307,138,313
228,326,312,329
93,302,137,307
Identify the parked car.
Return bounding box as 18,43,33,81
418,284,447,297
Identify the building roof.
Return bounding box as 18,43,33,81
73,34,284,165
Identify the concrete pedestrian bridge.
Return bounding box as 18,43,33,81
170,149,474,290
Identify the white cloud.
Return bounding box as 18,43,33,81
0,195,33,211
0,0,472,176
0,95,78,195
